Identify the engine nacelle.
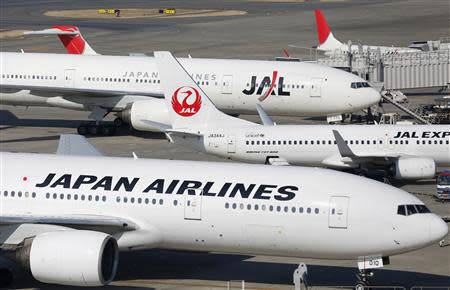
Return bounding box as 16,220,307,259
121,99,170,132
18,230,118,287
394,157,436,180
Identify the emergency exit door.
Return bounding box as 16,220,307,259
310,78,323,97
227,135,236,153
222,75,233,94
64,69,75,88
328,196,349,228
184,189,202,220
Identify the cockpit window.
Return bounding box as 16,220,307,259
351,82,371,89
398,204,431,216
416,204,431,213
406,205,417,215
397,205,406,216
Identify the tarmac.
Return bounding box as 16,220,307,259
0,0,449,289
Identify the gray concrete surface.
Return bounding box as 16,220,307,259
1,0,449,289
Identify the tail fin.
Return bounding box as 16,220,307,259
24,26,98,55
314,10,344,51
154,51,252,130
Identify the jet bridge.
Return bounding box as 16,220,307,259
317,49,450,124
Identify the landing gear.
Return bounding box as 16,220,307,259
113,117,124,128
355,269,373,290
293,263,308,290
77,122,116,136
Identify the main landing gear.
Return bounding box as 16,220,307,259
77,117,124,136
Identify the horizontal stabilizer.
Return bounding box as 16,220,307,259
165,128,204,137
140,119,172,132
256,103,275,126
57,134,103,156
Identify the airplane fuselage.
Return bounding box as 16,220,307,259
175,124,450,168
0,52,380,117
0,152,445,259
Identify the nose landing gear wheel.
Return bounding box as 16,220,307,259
355,269,373,290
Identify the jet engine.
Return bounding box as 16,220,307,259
120,99,170,132
16,230,118,286
393,157,436,180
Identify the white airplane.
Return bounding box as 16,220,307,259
314,10,420,55
24,25,98,55
0,44,381,135
0,134,447,287
154,51,450,181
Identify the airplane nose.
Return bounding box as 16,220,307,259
429,215,448,242
370,88,382,104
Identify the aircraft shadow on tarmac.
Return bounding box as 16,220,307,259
7,249,450,289
0,110,166,140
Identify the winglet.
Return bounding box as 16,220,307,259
256,104,275,126
57,134,103,156
332,130,355,158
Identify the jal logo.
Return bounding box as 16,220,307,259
242,71,290,101
172,86,202,117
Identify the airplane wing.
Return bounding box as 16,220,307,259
56,134,103,156
0,214,136,231
332,130,416,160
6,84,163,98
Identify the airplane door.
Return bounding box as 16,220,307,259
184,189,202,220
328,196,349,229
310,78,323,97
222,75,233,94
64,69,75,88
227,135,236,153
